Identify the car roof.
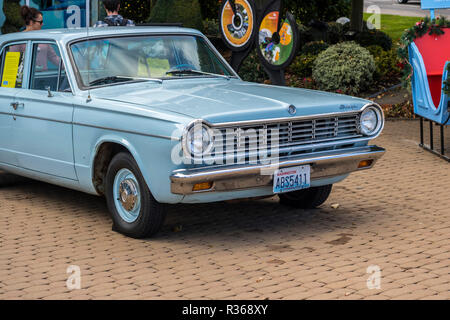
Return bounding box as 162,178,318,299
0,26,204,45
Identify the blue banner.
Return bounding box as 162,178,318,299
421,0,450,9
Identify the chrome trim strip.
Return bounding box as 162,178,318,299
9,113,72,125
170,145,386,194
208,103,381,129
209,111,360,127
73,122,179,141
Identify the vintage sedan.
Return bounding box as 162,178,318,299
0,27,385,238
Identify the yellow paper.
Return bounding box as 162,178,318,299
1,52,21,88
137,57,149,77
147,58,170,78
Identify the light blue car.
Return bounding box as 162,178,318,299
0,27,385,238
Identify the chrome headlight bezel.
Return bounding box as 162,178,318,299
359,104,384,136
182,120,214,158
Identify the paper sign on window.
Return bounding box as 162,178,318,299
1,52,22,88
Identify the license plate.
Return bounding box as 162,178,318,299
273,165,311,194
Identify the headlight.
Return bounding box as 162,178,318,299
360,106,383,136
183,122,214,157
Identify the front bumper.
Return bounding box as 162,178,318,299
170,145,385,195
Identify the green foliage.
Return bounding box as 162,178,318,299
2,0,23,34
121,0,151,24
354,29,393,51
238,49,269,83
326,22,345,44
312,41,375,95
197,0,351,23
301,41,329,56
203,18,220,38
362,13,423,41
282,0,351,24
148,0,203,31
199,0,220,20
287,54,317,79
367,45,401,82
297,23,313,49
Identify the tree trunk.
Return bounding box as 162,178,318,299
350,0,364,32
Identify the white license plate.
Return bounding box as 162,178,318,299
273,165,311,194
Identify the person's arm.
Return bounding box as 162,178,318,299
47,45,61,67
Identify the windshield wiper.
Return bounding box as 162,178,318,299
165,69,232,80
89,75,162,86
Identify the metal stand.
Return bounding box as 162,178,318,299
419,116,450,162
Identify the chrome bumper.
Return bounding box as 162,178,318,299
170,145,385,195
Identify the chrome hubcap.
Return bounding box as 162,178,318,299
119,178,138,211
113,169,141,223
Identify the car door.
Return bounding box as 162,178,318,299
0,41,28,165
12,41,77,180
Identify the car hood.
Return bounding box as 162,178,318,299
91,79,370,124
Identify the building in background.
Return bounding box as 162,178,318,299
0,0,103,33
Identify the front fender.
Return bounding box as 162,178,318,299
74,129,186,203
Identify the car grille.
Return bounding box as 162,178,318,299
208,114,362,161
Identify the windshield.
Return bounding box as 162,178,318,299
70,35,236,88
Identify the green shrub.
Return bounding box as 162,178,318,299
148,0,203,31
288,54,317,78
326,22,345,44
281,0,351,24
203,18,220,38
312,41,376,95
297,23,314,49
239,49,269,83
301,41,329,56
355,29,393,51
367,45,401,82
2,0,23,34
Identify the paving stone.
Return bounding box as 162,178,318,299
0,120,449,299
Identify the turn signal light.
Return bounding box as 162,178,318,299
192,182,213,191
358,160,374,168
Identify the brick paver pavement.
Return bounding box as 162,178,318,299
0,120,449,300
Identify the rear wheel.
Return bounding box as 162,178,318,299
279,185,333,209
105,152,166,238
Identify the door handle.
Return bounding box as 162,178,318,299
10,102,24,110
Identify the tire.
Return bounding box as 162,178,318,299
105,152,166,239
279,185,333,209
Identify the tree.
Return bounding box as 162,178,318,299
2,0,23,34
148,0,203,31
350,0,364,32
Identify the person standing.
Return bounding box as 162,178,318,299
14,6,60,72
94,0,135,27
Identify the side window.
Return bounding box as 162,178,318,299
0,43,27,88
30,43,69,92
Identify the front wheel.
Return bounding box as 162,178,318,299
279,185,333,209
105,152,166,239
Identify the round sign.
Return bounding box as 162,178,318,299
220,0,257,51
257,11,298,70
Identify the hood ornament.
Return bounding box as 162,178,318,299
288,105,297,115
